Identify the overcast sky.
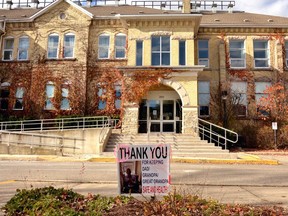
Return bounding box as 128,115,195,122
233,0,288,17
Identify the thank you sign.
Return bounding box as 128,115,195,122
116,144,170,195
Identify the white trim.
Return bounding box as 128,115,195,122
30,0,93,21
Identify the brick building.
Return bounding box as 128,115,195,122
0,0,288,135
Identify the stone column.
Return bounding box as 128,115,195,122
219,41,227,84
121,104,139,134
182,106,198,135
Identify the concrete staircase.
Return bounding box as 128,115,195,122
104,130,234,159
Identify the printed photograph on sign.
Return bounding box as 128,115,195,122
119,161,142,194
116,144,170,195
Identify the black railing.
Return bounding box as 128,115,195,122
0,0,235,10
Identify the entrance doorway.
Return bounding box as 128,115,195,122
138,90,182,133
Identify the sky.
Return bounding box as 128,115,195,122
233,0,288,17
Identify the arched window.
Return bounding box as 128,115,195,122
18,36,29,60
98,33,110,59
97,83,106,110
45,81,55,110
61,81,70,110
115,33,126,59
3,37,14,61
47,33,59,59
13,87,25,110
0,82,10,110
64,33,75,58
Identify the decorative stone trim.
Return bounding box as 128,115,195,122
227,36,247,40
150,31,172,36
171,35,194,40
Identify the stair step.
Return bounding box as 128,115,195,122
104,133,230,158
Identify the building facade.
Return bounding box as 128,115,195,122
0,0,288,136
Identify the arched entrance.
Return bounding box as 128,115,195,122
138,85,182,133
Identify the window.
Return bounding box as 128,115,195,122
45,82,55,110
64,33,75,58
98,34,110,59
179,40,186,66
47,34,59,59
13,87,24,110
18,36,29,60
61,84,70,110
198,40,209,67
115,83,121,109
97,85,106,110
198,81,210,116
136,40,143,66
285,41,288,67
229,40,245,68
255,81,271,115
253,40,269,68
151,36,170,66
231,82,247,116
115,33,126,59
0,82,10,110
3,38,14,61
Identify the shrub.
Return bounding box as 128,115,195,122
2,187,287,215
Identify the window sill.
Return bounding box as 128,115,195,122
252,68,273,71
96,58,127,62
0,60,30,63
45,58,77,62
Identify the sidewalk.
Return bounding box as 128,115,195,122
0,152,284,165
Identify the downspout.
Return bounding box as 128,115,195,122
0,19,7,57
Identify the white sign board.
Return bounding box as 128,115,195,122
116,144,170,195
272,122,278,130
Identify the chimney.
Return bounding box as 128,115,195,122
86,0,91,7
31,0,39,9
182,0,191,13
6,0,13,10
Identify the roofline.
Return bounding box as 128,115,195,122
200,24,288,28
115,14,202,20
29,0,93,21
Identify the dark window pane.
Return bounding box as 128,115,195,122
136,41,143,66
179,40,186,65
152,53,160,65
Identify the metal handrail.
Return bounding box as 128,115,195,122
0,116,119,132
193,118,238,150
0,130,84,154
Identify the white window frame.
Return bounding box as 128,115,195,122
47,33,59,59
63,33,75,59
255,81,271,115
61,83,70,110
3,37,14,61
231,81,247,117
97,84,106,110
13,87,24,110
198,81,210,117
45,81,55,110
151,35,171,66
198,39,209,67
115,33,126,59
253,40,270,68
136,40,143,66
229,39,246,68
98,33,110,59
17,36,29,60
